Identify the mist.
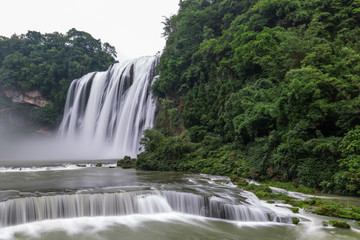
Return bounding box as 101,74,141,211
0,126,120,168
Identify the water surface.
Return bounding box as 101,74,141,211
0,161,359,240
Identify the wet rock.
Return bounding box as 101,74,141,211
292,217,300,224
329,220,350,229
291,207,299,213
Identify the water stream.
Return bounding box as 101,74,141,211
0,163,359,239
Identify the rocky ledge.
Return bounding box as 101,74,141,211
3,89,52,108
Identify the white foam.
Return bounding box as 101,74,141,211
0,163,117,173
0,213,215,240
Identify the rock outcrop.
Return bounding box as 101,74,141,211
0,90,54,136
3,90,52,108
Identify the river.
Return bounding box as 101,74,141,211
0,160,359,240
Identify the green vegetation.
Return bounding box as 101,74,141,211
136,0,360,196
329,220,351,229
236,181,360,222
289,197,360,221
322,220,351,228
117,156,136,169
136,129,196,171
292,217,300,224
0,28,116,128
291,207,300,213
239,183,293,201
263,181,315,194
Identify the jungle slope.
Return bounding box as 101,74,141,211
136,0,360,196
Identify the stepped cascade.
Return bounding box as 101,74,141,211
58,56,159,158
0,190,291,227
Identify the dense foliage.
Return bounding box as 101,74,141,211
137,0,360,195
0,29,116,127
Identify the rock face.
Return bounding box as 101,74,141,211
3,90,52,108
35,127,52,137
0,90,54,136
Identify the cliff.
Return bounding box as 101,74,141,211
0,90,53,136
3,90,52,108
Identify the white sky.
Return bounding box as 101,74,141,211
0,0,179,61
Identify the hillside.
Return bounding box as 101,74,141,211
137,0,360,196
0,28,116,132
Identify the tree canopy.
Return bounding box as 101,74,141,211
138,0,360,195
0,28,116,127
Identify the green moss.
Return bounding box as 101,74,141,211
241,184,293,201
292,218,300,224
231,176,249,187
291,207,299,213
243,184,272,193
329,220,350,229
267,200,275,204
264,181,315,194
238,183,360,222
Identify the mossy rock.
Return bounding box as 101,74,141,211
356,221,360,227
322,221,329,227
292,217,300,224
95,163,102,167
76,164,86,167
261,184,272,193
231,177,249,187
267,200,275,204
329,220,350,229
291,207,299,213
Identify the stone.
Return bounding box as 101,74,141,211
3,89,52,108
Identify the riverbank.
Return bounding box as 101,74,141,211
231,177,360,228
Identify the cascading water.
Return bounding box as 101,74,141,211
1,168,359,239
58,55,159,158
0,190,291,227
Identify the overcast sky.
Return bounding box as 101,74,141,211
0,0,179,61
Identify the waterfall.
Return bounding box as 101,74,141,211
0,191,292,227
58,56,159,158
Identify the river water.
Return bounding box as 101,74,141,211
0,161,359,240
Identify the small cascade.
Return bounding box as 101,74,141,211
0,191,292,227
58,56,159,158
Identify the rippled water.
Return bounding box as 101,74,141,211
0,161,359,240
